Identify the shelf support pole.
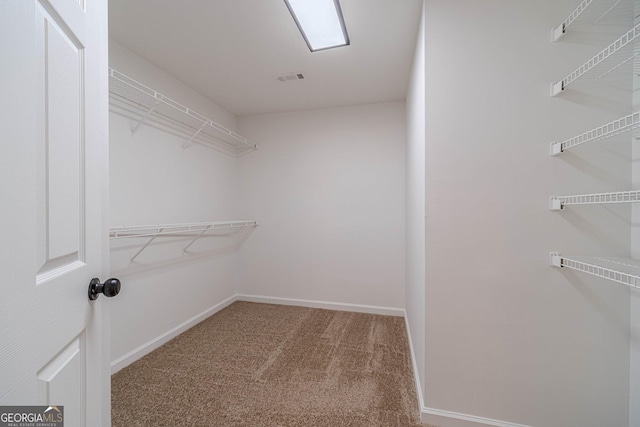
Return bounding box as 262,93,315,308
182,225,212,252
182,122,208,149
130,228,163,263
131,101,160,135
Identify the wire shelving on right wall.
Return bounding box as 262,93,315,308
549,0,639,290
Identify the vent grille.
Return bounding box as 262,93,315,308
276,73,305,82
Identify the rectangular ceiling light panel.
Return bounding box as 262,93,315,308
284,0,350,52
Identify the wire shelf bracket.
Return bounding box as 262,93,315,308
550,111,640,155
110,221,258,263
550,190,640,210
128,229,163,263
182,122,208,149
553,0,593,41
131,100,159,135
550,253,640,290
551,22,640,96
182,224,213,253
552,0,636,41
109,68,258,157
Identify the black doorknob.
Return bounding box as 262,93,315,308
88,278,121,301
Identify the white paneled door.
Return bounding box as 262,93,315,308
0,0,110,426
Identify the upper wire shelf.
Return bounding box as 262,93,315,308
550,253,640,289
551,22,640,95
109,68,257,157
552,0,637,41
110,220,258,262
550,111,640,155
550,190,640,209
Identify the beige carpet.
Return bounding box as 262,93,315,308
112,301,426,426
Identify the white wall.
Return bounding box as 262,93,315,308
237,103,406,310
405,0,426,406
109,41,242,371
631,286,640,426
629,11,640,423
421,1,631,426
631,208,640,427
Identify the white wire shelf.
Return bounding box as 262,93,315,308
550,111,640,155
550,253,640,289
110,221,258,262
551,22,640,96
552,0,637,41
109,68,257,157
550,190,640,209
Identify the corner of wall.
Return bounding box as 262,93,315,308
404,0,427,411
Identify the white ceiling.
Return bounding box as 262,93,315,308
109,0,423,117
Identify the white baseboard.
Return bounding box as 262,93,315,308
402,313,532,427
235,294,405,317
402,310,426,416
421,408,532,427
110,294,238,374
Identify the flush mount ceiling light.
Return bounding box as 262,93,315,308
284,0,350,52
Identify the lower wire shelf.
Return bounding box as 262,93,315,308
110,221,258,262
550,253,640,290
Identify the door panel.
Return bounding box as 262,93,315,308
36,2,85,279
37,335,84,426
0,0,109,426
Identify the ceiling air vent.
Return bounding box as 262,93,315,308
276,72,305,82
